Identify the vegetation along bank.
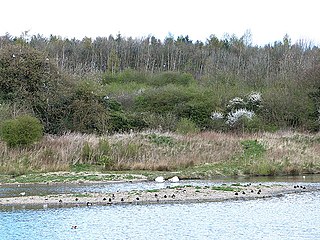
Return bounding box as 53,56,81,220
0,32,319,180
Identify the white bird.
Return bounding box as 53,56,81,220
155,176,165,183
168,176,180,182
20,192,26,196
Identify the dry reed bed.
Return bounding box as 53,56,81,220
0,131,319,175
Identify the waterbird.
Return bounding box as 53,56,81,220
59,199,62,203
86,202,92,206
121,198,124,202
155,176,165,183
164,195,167,198
20,192,26,196
172,194,175,199
71,226,77,229
109,198,112,202
168,176,180,182
75,198,79,201
235,192,239,195
154,194,158,198
112,194,115,199
136,197,140,201
103,198,107,201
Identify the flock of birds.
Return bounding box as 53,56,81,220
15,175,309,231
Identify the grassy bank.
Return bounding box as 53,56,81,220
0,131,320,182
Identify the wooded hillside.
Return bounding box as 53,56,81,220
0,32,319,136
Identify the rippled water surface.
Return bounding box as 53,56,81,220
1,185,320,239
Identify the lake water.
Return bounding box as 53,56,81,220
1,177,320,240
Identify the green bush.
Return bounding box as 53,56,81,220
148,133,175,146
102,69,148,84
0,115,43,147
135,85,194,114
176,118,199,134
150,72,195,86
142,113,177,131
262,84,313,129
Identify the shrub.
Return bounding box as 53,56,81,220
102,69,148,84
176,118,199,134
147,133,175,146
142,113,177,131
262,86,313,129
150,72,195,86
135,85,194,114
0,115,43,147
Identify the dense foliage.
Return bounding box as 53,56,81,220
0,115,43,147
0,32,319,135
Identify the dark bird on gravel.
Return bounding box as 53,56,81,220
235,192,238,195
103,198,107,201
136,197,140,201
75,198,79,201
109,198,112,202
164,195,167,198
121,198,124,202
172,194,175,199
59,199,62,203
86,202,92,206
155,194,158,198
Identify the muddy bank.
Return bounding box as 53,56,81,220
0,183,315,209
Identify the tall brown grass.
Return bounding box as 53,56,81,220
0,131,319,176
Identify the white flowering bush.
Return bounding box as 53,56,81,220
226,109,255,126
211,111,224,120
226,97,246,111
211,91,263,131
246,92,262,112
248,92,262,103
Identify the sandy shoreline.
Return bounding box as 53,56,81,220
0,183,315,209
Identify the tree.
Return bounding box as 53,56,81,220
0,44,65,132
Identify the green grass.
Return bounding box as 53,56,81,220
0,172,147,184
211,186,239,192
146,189,160,193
